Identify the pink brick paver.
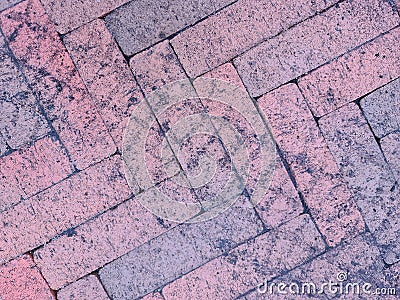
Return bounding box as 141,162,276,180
105,0,235,56
0,136,73,212
299,27,400,117
57,275,110,300
0,31,50,150
63,19,143,148
0,0,116,170
98,198,263,299
319,103,400,263
0,156,131,264
0,0,399,298
243,234,392,299
172,0,337,77
33,187,172,290
360,78,400,138
0,254,55,300
381,132,400,183
40,0,131,34
257,84,364,246
234,0,399,97
162,214,325,300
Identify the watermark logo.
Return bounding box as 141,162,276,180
122,78,276,223
257,272,397,296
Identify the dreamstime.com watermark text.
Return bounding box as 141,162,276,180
257,272,396,296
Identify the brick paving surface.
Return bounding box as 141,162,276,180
0,0,399,299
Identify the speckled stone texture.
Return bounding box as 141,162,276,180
57,275,110,300
0,0,399,298
0,0,116,170
299,27,400,117
319,103,400,263
360,78,400,138
162,215,325,300
0,255,54,300
0,31,50,150
0,136,73,212
234,0,399,97
257,84,364,246
171,0,337,77
105,0,235,56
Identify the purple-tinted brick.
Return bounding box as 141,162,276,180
235,0,399,97
0,0,116,170
360,78,400,138
257,84,364,246
162,215,324,300
64,19,143,148
105,0,235,56
0,136,74,211
57,275,110,300
299,27,400,117
34,187,172,290
172,0,337,77
99,197,264,299
40,0,131,34
381,132,400,183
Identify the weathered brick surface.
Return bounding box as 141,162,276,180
257,84,364,246
57,275,109,300
130,41,187,95
0,31,49,149
105,0,235,56
235,0,399,97
0,0,116,170
99,198,263,299
243,234,389,300
360,79,400,138
0,0,22,11
40,0,130,34
299,28,400,117
0,136,73,212
172,0,337,77
63,19,143,148
0,156,131,264
142,292,164,300
196,63,302,228
381,132,400,183
0,254,54,300
162,215,324,300
34,188,172,290
319,104,400,263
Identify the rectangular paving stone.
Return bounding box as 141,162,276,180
63,19,143,148
162,214,325,300
172,0,338,77
40,0,131,34
195,63,302,228
360,78,400,138
0,0,22,11
99,197,264,299
319,103,400,263
381,132,400,183
0,156,131,264
0,254,55,300
0,136,74,212
0,31,50,149
105,0,235,56
57,275,110,300
234,0,399,97
0,0,116,170
257,84,364,246
299,27,400,117
243,234,387,300
34,188,173,290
